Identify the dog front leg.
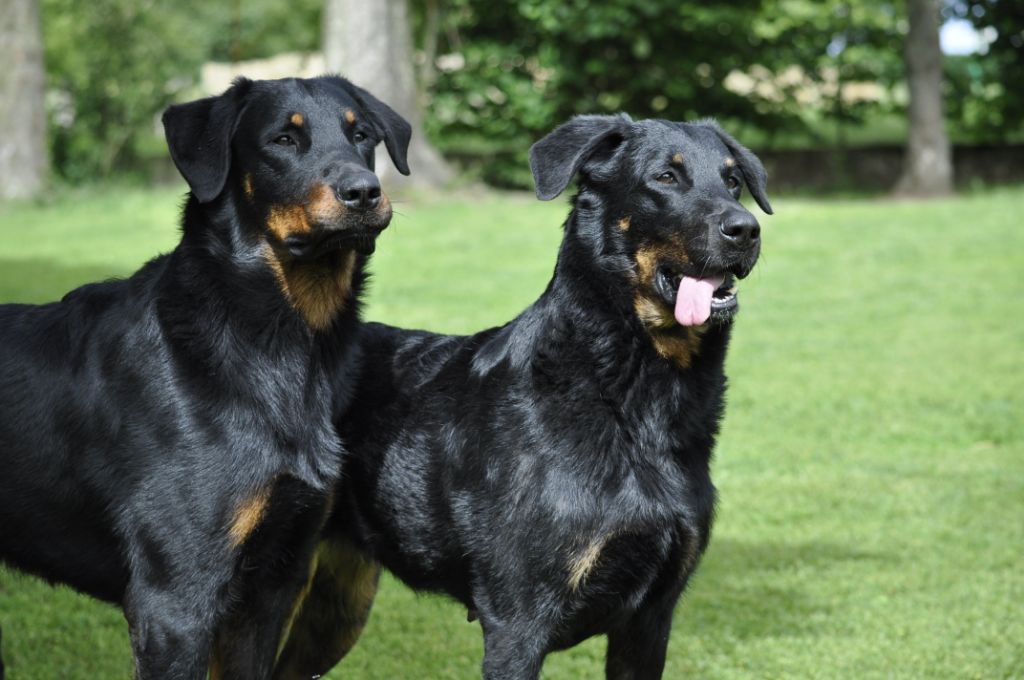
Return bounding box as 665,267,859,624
480,619,548,680
604,598,678,680
124,585,219,680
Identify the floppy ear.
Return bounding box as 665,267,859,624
529,114,631,201
341,81,412,176
701,121,773,215
162,78,252,203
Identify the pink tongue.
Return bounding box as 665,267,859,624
674,276,725,326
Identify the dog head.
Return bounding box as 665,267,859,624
531,115,772,329
163,76,411,258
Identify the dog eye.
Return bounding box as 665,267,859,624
726,176,741,190
273,134,296,147
352,131,368,143
656,171,676,184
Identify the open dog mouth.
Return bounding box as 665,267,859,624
654,265,738,326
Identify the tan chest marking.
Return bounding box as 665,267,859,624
265,248,358,331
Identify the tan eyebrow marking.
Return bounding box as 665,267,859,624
344,109,356,124
290,112,304,126
724,157,735,168
671,153,684,166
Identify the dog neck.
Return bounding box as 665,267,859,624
261,246,361,332
175,193,364,338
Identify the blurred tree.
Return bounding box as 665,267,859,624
1,0,49,199
896,0,953,196
324,0,452,186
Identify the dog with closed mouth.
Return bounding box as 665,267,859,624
0,76,409,680
274,114,771,680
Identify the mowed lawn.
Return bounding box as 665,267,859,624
0,184,1021,679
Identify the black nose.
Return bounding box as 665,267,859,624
720,212,761,247
337,173,382,210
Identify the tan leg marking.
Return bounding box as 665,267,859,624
275,540,382,679
228,488,272,547
568,537,608,591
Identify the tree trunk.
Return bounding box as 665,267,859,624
323,0,452,188
896,0,953,197
0,0,48,200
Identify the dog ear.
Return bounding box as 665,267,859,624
701,121,773,215
340,81,412,176
162,78,252,203
529,115,631,201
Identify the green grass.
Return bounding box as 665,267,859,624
1,184,1022,679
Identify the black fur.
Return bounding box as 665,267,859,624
276,116,771,680
0,75,410,680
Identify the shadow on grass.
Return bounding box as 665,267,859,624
681,538,889,639
0,258,130,305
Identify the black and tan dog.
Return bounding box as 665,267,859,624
0,75,409,680
275,115,772,679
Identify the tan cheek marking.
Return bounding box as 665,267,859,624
305,183,346,223
618,216,631,232
632,242,706,367
264,247,359,331
568,538,607,591
267,205,313,241
291,112,305,127
228,488,271,547
344,109,356,125
725,157,735,168
634,294,674,330
672,153,684,166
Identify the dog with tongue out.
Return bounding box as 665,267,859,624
275,114,772,680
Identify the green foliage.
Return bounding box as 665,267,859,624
1,185,1023,678
40,0,324,183
947,0,1024,141
196,0,323,62
423,1,783,186
34,0,1024,186
420,1,919,186
42,0,209,182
